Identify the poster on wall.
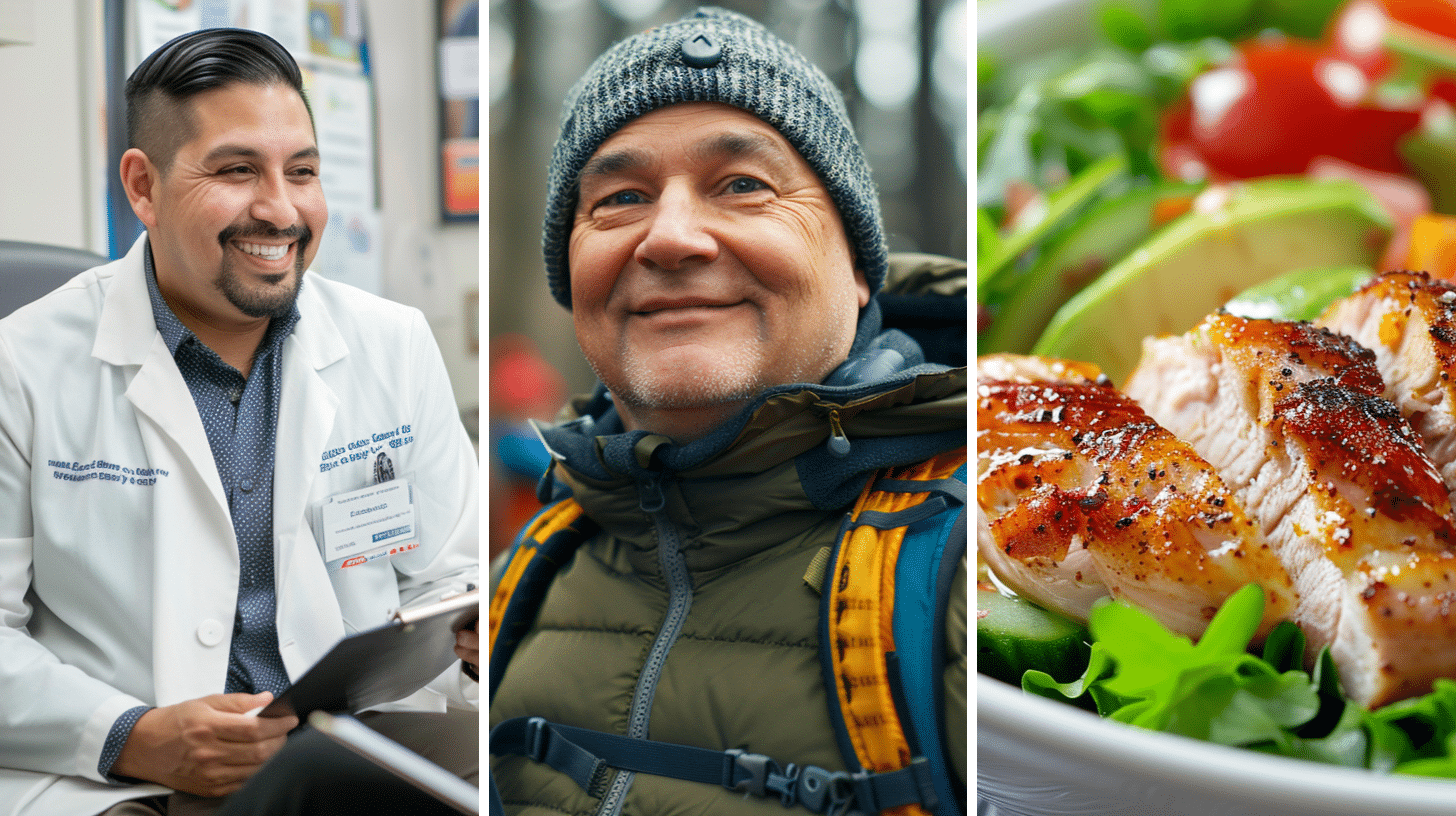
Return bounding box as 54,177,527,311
306,67,382,294
132,0,202,55
108,0,383,294
439,0,479,221
306,0,365,70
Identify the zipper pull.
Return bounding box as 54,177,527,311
826,408,851,458
638,472,666,514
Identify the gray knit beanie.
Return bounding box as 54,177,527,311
543,6,887,309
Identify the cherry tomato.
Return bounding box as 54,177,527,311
1329,0,1456,90
1158,38,1422,180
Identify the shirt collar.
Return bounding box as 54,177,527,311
143,238,302,361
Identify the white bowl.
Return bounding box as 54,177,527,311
977,1,1456,813
978,674,1456,815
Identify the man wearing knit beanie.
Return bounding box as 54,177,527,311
490,7,966,816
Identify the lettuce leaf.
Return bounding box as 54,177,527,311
1016,583,1456,774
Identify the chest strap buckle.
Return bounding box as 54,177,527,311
723,749,854,813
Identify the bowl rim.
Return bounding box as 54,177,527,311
978,674,1456,811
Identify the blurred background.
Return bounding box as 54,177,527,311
486,0,968,553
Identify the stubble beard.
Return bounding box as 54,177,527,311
605,343,765,413
593,299,856,419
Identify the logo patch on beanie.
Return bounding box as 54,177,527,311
681,32,723,68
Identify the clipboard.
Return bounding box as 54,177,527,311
307,711,480,815
260,589,480,719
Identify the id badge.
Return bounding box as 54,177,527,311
318,479,418,569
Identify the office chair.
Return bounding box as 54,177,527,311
0,240,107,319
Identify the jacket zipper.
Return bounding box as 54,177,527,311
825,407,851,457
594,473,694,816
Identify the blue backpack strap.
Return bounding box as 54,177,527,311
489,716,937,816
889,461,966,816
487,498,598,696
819,448,967,816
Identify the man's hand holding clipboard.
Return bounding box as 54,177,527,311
450,597,480,682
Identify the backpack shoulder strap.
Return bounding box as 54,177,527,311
820,446,968,816
487,497,598,696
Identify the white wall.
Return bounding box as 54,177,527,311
0,1,481,421
0,2,97,252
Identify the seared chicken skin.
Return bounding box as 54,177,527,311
1126,314,1456,707
977,353,1295,641
1318,271,1456,502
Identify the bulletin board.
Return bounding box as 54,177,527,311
438,0,479,221
103,0,384,296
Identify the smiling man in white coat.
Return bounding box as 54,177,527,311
0,28,479,816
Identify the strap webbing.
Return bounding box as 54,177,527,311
855,495,952,531
873,477,967,504
490,716,939,816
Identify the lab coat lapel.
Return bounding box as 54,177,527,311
272,276,349,674
94,238,229,515
94,239,239,704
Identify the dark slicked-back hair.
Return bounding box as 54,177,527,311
125,27,312,173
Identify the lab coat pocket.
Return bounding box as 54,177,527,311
309,484,413,635
327,555,401,635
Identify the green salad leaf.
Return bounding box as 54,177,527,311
1097,2,1154,53
1098,0,1344,46
976,31,1232,313
1026,585,1322,746
977,153,1127,300
1012,584,1456,774
1157,0,1259,42
1368,680,1456,776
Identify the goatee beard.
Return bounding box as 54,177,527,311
216,221,313,319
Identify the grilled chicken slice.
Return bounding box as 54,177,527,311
977,353,1295,641
1318,271,1456,500
1126,314,1456,707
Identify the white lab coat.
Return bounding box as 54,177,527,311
0,235,480,815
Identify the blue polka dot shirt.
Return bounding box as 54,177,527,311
98,244,300,778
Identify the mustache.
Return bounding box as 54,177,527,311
217,221,312,247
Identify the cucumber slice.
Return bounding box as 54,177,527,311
977,588,1091,685
1223,266,1374,322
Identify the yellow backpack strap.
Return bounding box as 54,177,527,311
822,447,967,816
487,498,594,695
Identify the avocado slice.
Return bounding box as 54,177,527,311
980,180,1203,354
1031,177,1392,385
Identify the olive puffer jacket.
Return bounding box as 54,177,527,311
489,257,968,816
